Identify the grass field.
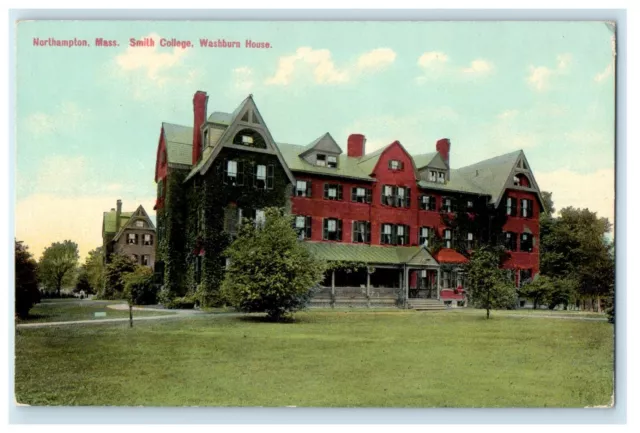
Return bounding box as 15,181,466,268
14,309,614,407
16,300,174,323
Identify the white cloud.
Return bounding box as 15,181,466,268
416,52,494,83
461,59,494,75
35,156,87,194
527,54,572,91
24,102,86,137
16,194,156,261
232,66,255,93
356,48,396,71
594,63,613,82
115,33,187,82
417,51,449,69
265,47,396,86
535,168,615,231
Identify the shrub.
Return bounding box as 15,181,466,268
15,241,41,319
164,295,196,309
123,266,157,305
101,254,136,299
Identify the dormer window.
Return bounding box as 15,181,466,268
242,135,253,145
136,220,144,228
233,129,266,149
437,172,445,184
327,155,337,168
514,173,531,187
429,171,437,182
389,160,404,170
316,154,326,167
513,175,520,186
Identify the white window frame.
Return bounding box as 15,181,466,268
383,224,392,235
295,216,306,229
256,164,267,180
397,187,405,198
390,160,400,170
327,219,337,232
242,135,254,144
327,155,337,168
356,187,365,197
429,171,437,182
144,234,152,245
384,185,393,196
328,187,337,198
128,233,136,244
397,225,405,236
227,160,238,177
296,180,307,196
316,154,327,167
136,220,144,228
437,172,445,184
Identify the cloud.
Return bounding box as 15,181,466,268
265,47,396,86
232,66,255,93
594,63,613,82
35,156,87,195
416,52,494,83
527,54,572,91
16,194,156,261
535,168,615,231
23,102,87,138
115,33,187,82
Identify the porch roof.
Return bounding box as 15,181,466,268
303,242,438,266
433,248,469,264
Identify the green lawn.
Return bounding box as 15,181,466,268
14,309,614,407
17,300,174,323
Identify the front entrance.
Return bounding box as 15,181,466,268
408,269,438,299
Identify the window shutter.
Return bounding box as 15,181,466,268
366,222,371,243
324,183,329,199
267,165,274,189
400,161,404,170
393,186,399,207
222,159,228,184
322,218,328,240
306,216,312,239
237,161,244,186
337,185,343,200
406,188,411,208
337,220,343,241
351,187,357,201
388,160,392,169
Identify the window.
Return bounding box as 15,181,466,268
233,129,267,148
441,197,453,213
466,232,475,250
444,229,452,248
324,183,343,200
420,195,436,211
467,200,474,210
520,233,534,252
224,206,243,235
323,218,342,241
503,232,517,251
143,234,153,246
506,196,516,216
136,220,144,228
327,155,338,168
316,154,326,167
513,175,520,186
437,172,445,184
396,225,410,245
295,180,312,197
381,224,394,245
419,227,431,246
442,271,452,288
521,199,533,218
255,209,266,228
519,269,533,288
351,186,372,204
352,221,371,243
242,135,253,145
142,255,150,266
253,164,274,190
295,216,312,240
131,254,139,263
429,171,437,182
389,160,404,170
382,185,395,206
127,233,138,245
395,187,411,208
256,164,266,181
223,160,244,186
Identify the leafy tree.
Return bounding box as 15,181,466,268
74,267,92,295
38,240,79,296
464,246,517,319
547,278,579,310
123,266,157,305
84,247,105,294
221,207,326,321
15,240,41,319
102,253,137,299
518,275,554,309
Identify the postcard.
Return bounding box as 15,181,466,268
14,20,615,408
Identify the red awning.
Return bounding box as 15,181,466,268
434,248,469,264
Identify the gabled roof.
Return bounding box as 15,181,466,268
112,205,156,242
418,170,489,195
303,242,438,265
102,211,134,236
279,143,373,181
456,150,522,204
413,152,438,170
208,111,233,125
356,146,388,175
298,132,343,157
162,122,193,167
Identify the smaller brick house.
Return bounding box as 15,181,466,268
102,199,156,268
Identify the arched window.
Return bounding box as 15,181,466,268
233,128,267,149
513,173,531,187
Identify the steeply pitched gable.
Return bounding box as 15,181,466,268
298,132,343,157
112,205,156,242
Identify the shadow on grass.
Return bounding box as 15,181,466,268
236,315,301,324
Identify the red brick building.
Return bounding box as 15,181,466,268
154,92,544,308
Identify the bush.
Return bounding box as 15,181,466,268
101,254,136,299
164,295,196,309
123,266,157,305
15,241,41,319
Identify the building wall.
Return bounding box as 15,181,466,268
114,227,156,268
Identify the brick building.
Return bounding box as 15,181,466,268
102,199,156,268
153,92,544,307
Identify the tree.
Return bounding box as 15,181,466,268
102,253,137,299
38,240,79,296
74,267,92,295
123,266,158,305
518,275,554,309
15,240,41,319
84,247,105,294
221,207,326,321
464,246,517,319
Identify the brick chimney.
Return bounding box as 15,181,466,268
116,199,122,231
436,138,451,166
192,91,209,165
347,134,366,158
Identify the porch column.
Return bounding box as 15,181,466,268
366,270,371,309
436,267,441,301
404,267,410,308
398,268,404,308
331,269,335,309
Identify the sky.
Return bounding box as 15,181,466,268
15,21,615,260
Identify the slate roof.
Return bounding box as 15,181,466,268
162,123,193,166
412,152,438,169
455,150,522,204
278,143,374,181
303,242,438,265
103,211,134,235
207,111,233,125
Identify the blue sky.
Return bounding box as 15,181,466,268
16,21,615,259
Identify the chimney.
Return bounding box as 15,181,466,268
116,199,122,231
436,138,451,166
192,91,209,165
347,134,366,158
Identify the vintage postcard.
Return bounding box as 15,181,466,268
14,20,616,408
